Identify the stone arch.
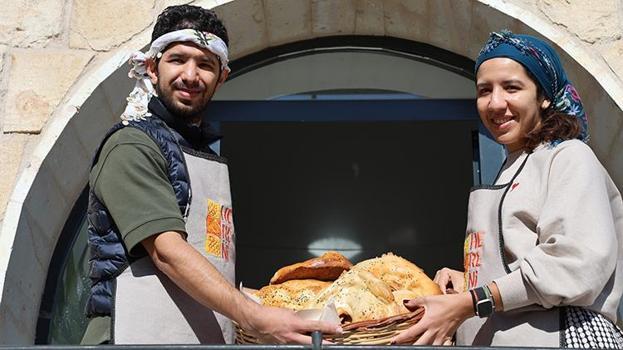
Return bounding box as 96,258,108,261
1,0,622,343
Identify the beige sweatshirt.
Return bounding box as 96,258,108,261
492,139,623,322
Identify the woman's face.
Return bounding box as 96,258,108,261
476,57,549,152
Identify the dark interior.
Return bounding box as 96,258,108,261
221,121,477,288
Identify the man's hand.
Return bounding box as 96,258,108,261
434,267,465,294
240,303,342,344
391,293,473,345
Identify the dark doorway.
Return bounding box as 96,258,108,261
220,117,479,288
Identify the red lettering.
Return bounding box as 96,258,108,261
222,243,229,260
468,270,478,288
467,252,481,267
473,252,480,267
469,233,477,250
469,231,484,250
221,207,233,224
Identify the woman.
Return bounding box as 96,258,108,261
392,31,623,348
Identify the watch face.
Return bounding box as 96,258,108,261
477,299,493,317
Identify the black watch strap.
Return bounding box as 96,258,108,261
473,286,494,318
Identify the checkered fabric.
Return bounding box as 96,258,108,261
562,306,623,349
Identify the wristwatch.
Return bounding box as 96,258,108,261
473,286,495,318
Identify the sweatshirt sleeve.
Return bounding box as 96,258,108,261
494,142,618,311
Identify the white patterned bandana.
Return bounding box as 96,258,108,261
121,29,230,123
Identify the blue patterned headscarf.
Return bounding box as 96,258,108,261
475,30,589,142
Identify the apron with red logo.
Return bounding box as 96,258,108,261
456,153,559,347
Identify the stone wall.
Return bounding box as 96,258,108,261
0,0,622,342
0,0,622,221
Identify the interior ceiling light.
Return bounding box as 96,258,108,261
307,237,362,260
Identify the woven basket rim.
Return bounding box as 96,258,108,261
234,307,424,345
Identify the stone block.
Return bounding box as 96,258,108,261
0,292,32,344
600,40,623,82
70,0,156,51
4,49,93,134
0,213,46,344
0,45,6,128
383,0,429,41
194,0,221,9
23,208,55,272
0,0,63,47
0,134,28,218
41,122,90,205
538,0,622,44
20,160,70,253
588,89,623,162
312,0,356,36
466,3,524,60
161,0,195,7
427,0,473,54
0,45,6,75
354,0,384,35
265,0,312,46
606,119,623,190
213,0,268,59
100,62,135,119
507,0,541,16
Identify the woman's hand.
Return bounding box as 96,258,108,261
434,268,465,294
391,292,473,345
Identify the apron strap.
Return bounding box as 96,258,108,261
497,153,531,273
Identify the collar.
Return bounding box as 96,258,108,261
147,97,222,152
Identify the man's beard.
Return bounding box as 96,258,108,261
155,82,214,122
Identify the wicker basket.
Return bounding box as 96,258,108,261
235,308,424,345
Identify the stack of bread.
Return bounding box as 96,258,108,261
255,251,442,324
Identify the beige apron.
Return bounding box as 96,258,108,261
114,149,236,344
456,154,560,347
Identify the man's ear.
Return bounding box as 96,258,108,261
541,99,551,110
216,69,229,89
146,58,158,85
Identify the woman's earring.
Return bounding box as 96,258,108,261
541,99,551,110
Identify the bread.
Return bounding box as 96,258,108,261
351,253,442,297
257,252,441,324
307,269,403,323
392,289,422,314
269,251,353,285
256,279,331,310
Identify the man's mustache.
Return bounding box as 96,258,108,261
172,80,205,92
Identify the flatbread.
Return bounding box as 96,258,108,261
256,279,331,310
352,253,442,298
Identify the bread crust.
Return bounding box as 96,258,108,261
353,253,442,297
269,251,353,285
256,279,331,310
257,252,441,325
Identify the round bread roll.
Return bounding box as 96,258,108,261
352,253,442,297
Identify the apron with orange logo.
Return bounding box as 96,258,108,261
114,148,236,344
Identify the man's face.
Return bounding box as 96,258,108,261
147,42,227,122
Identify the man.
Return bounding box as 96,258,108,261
82,5,340,344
